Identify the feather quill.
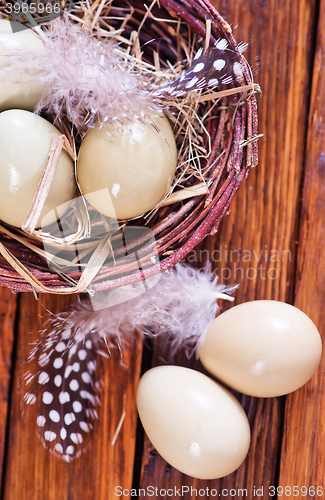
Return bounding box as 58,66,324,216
23,263,236,359
49,263,237,355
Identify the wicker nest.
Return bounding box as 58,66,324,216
0,0,259,294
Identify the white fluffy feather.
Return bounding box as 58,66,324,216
4,16,160,127
48,264,237,357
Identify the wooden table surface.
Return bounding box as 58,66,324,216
0,0,325,499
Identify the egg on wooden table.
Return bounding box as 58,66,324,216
77,115,177,220
136,365,251,479
0,20,45,111
199,300,322,397
0,109,75,228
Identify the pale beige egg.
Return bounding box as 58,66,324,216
136,365,251,479
77,115,177,220
199,300,322,397
0,20,45,111
0,109,75,228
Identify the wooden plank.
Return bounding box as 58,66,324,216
2,293,143,500
0,288,16,490
0,1,321,498
139,0,318,496
278,0,325,497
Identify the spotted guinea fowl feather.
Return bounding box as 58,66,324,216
3,17,246,128
22,327,106,461
21,264,236,460
154,39,246,98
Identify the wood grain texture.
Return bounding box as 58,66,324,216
278,0,325,497
0,0,323,498
139,0,319,498
2,293,143,500
0,288,16,491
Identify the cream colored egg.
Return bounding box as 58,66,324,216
77,116,177,219
199,300,322,397
0,109,75,228
0,20,45,111
136,365,251,479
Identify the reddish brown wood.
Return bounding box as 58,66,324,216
0,0,323,498
0,288,16,490
2,293,143,500
278,0,325,497
139,0,319,497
